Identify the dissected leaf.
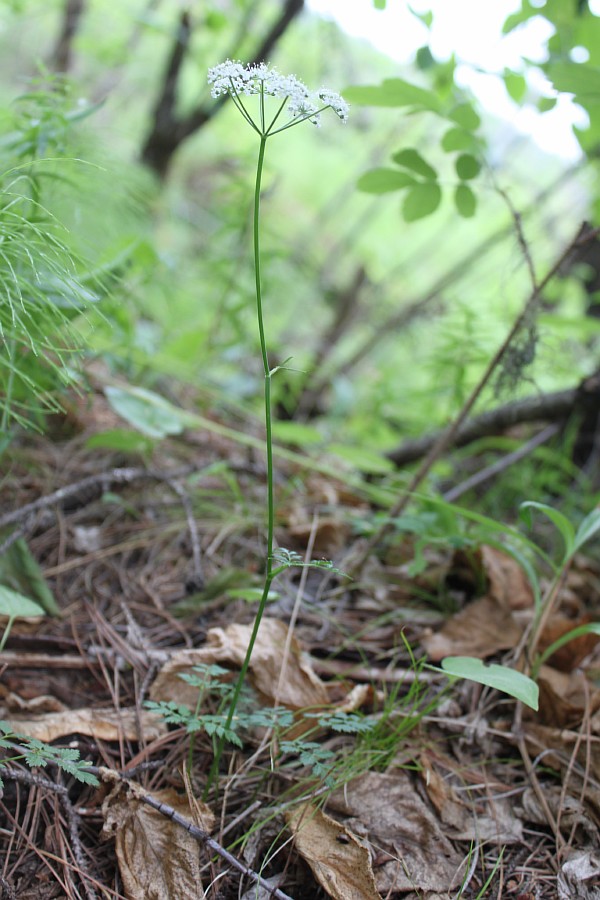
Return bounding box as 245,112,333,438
286,802,380,900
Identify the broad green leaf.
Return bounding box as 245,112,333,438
574,508,600,553
448,103,481,131
520,501,576,562
545,61,600,99
345,78,441,112
503,69,528,103
0,585,45,620
441,127,474,152
402,182,442,221
271,421,323,446
455,153,481,180
86,429,155,454
454,183,477,218
441,657,539,710
409,6,433,28
415,46,436,70
0,538,60,616
357,168,416,194
392,147,437,180
105,385,196,439
327,443,396,474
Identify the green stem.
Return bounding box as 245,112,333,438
206,134,274,794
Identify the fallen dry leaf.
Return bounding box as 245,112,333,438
422,545,534,660
151,617,329,710
537,614,600,672
534,664,600,728
286,802,380,900
6,707,166,743
102,780,213,900
329,771,465,894
479,544,535,611
422,594,521,660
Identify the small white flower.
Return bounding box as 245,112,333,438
207,59,348,131
318,89,349,123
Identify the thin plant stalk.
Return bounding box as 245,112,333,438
207,134,275,791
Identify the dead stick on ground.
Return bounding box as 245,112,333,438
351,222,600,572
0,466,192,530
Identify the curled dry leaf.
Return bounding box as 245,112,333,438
102,779,214,900
422,545,533,660
5,707,166,743
151,617,328,710
422,594,521,660
286,802,380,900
534,664,600,728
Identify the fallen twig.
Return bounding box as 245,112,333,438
97,767,295,900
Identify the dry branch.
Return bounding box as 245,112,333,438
386,387,578,467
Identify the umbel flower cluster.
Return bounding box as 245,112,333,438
207,59,349,131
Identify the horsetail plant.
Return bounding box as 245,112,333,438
205,60,348,785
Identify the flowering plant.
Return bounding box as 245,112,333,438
207,59,348,134
206,61,347,789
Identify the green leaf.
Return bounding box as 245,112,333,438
402,182,442,222
441,657,539,710
271,422,323,446
537,622,600,669
392,147,437,180
86,429,156,454
545,61,600,100
454,183,477,218
105,385,196,439
327,443,396,473
441,127,475,152
357,168,416,194
0,585,45,620
503,69,528,103
448,103,481,131
574,508,600,553
520,501,576,563
345,78,441,112
373,0,386,7
537,96,558,113
455,153,481,180
0,537,60,616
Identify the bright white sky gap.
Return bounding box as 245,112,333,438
306,0,589,160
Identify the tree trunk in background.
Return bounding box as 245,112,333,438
51,0,86,73
140,0,305,180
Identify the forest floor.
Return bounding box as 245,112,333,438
0,384,599,900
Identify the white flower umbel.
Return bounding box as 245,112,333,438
207,59,349,134
206,61,347,789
